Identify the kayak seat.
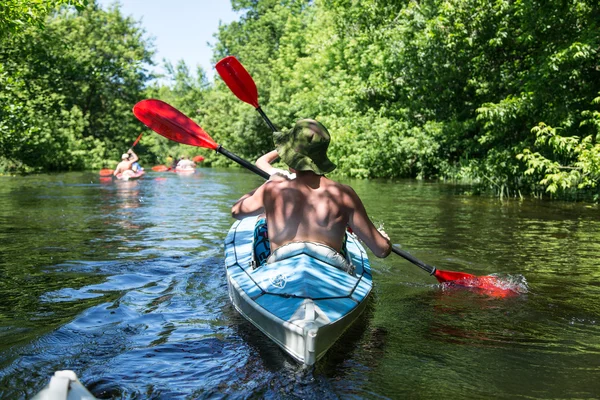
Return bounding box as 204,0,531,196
266,241,355,276
251,217,270,269
251,217,352,272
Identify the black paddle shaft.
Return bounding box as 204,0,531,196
256,107,278,133
392,245,437,275
217,145,270,180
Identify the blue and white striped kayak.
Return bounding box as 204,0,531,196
224,216,373,366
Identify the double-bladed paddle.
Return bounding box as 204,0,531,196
215,56,506,290
98,133,144,177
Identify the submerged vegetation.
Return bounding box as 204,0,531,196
1,0,599,200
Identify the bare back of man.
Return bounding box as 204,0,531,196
113,160,135,177
232,119,390,258
113,150,139,177
232,172,391,258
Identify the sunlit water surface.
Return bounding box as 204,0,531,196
0,170,598,399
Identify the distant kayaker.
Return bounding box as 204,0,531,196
166,154,177,169
132,160,144,172
176,156,196,171
113,149,139,178
231,119,391,264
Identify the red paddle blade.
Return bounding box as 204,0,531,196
192,155,205,162
216,56,259,108
151,165,170,172
99,169,113,177
433,269,478,283
441,274,520,298
434,269,516,297
132,99,218,150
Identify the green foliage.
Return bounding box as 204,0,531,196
0,0,88,38
0,1,154,172
144,61,212,165
517,95,600,197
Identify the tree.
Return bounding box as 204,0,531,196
0,1,154,171
0,0,88,38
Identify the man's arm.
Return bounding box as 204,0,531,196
345,186,391,258
128,149,139,163
113,163,122,176
256,150,293,179
231,183,267,220
256,150,280,174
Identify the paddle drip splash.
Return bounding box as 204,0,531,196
442,273,529,298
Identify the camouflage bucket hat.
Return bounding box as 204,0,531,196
273,119,336,175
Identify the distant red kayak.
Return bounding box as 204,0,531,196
99,169,114,177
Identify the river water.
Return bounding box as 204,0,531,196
0,170,598,399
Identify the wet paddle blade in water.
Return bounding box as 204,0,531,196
441,273,529,298
433,269,479,283
391,245,522,297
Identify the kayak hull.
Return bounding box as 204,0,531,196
174,168,196,174
32,370,96,400
224,216,372,366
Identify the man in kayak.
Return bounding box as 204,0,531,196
176,155,196,171
113,149,139,178
166,154,175,168
231,119,391,264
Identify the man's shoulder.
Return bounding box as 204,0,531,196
323,179,361,205
263,176,291,189
322,177,352,191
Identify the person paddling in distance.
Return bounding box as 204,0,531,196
176,155,196,171
113,149,139,178
231,119,391,267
